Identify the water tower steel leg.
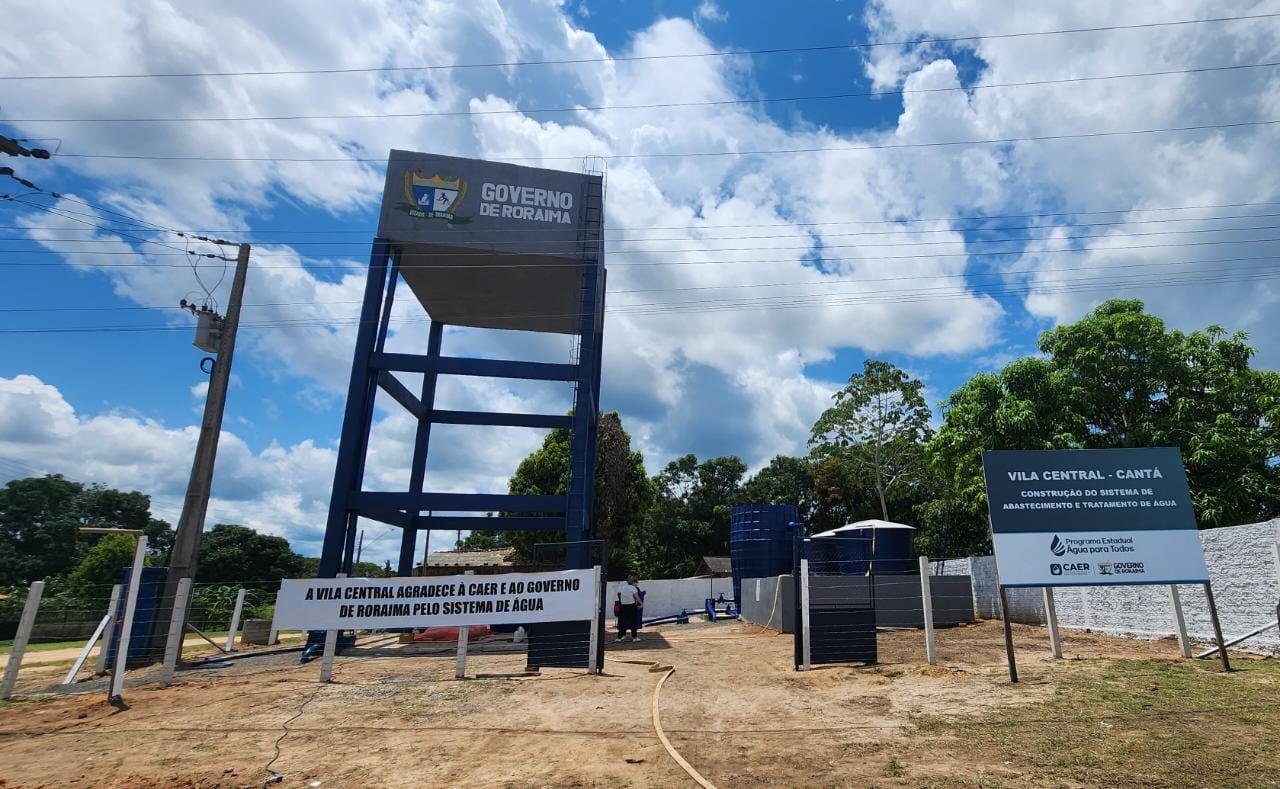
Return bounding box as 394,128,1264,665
566,262,603,568
319,241,392,578
341,514,358,575
401,320,445,577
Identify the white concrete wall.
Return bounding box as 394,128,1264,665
930,556,1045,623
605,578,734,621
934,519,1280,653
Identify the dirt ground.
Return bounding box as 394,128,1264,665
0,619,1276,788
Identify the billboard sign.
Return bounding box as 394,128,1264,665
376,150,592,258
273,569,598,631
982,447,1209,587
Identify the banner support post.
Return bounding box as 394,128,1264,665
1203,582,1231,672
319,573,345,683
455,570,473,679
587,564,602,675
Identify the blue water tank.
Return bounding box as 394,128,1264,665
729,504,799,605
856,523,915,574
104,566,166,669
810,534,872,575
810,522,915,574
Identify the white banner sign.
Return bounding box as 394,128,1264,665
273,568,598,630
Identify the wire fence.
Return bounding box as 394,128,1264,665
4,547,1275,700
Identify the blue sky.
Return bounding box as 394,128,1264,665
1,0,1277,563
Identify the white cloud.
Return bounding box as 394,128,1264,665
695,1,728,24
864,0,1280,362
2,0,1275,561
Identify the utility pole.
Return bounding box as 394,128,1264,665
149,242,251,659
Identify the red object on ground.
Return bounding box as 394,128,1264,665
413,625,494,642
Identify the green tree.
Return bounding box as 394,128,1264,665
809,360,934,522
0,475,83,586
807,452,880,533
461,412,652,578
195,523,306,585
930,299,1280,530
0,475,173,587
740,455,817,523
65,533,139,597
928,357,1080,550
628,454,746,579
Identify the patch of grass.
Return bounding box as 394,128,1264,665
937,657,1280,787
0,639,89,655
886,757,906,777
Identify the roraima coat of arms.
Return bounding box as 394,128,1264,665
401,172,470,224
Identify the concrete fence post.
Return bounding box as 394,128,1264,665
1,580,45,700
799,558,811,671
268,586,283,647
64,610,112,686
1272,542,1280,596
160,578,193,685
1167,584,1192,658
919,556,937,666
455,570,474,679
587,565,602,675
109,535,148,701
225,587,247,652
319,573,346,683
95,584,122,674
1043,587,1062,658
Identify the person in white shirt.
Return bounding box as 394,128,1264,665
615,576,642,642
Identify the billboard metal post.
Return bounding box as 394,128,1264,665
1042,587,1062,658
1167,584,1192,658
998,586,1018,683
1202,583,1231,672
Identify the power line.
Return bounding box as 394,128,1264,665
8,199,1280,237
9,217,1280,252
7,59,1279,124
3,234,1279,269
1,253,1274,314
49,117,1280,164
0,265,1274,332
2,12,1274,81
